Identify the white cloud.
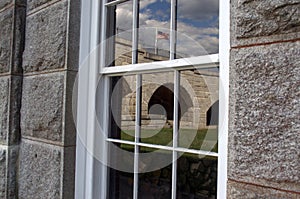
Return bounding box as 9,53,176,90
177,0,219,22
115,0,219,56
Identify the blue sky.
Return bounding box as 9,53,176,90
116,0,219,55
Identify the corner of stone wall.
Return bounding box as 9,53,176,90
0,0,26,198
17,0,80,198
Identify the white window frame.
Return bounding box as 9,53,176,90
75,0,229,198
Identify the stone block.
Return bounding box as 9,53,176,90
227,180,299,199
66,0,80,71
0,0,11,10
62,146,75,199
11,6,26,74
27,0,59,12
22,1,68,72
18,139,75,199
63,71,77,146
228,41,300,192
21,72,64,143
0,6,25,75
0,145,19,199
0,8,13,74
231,0,300,46
0,76,22,145
0,78,9,143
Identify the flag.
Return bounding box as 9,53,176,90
156,31,169,40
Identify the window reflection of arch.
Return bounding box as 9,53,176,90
206,100,219,126
147,83,193,122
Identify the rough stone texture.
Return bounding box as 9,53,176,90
0,146,19,199
62,146,76,199
0,78,9,143
227,180,299,199
67,0,80,71
0,8,13,74
12,6,26,74
19,139,75,199
0,6,26,75
21,72,64,143
22,1,68,72
0,76,22,145
231,0,300,46
63,71,77,146
229,41,300,192
0,0,11,11
27,0,60,12
19,139,61,199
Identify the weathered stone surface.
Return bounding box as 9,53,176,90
0,0,11,10
0,76,22,145
11,6,26,74
229,41,300,192
0,8,13,74
18,140,75,199
227,180,299,199
63,71,77,146
18,139,61,199
22,1,67,72
27,0,59,12
0,146,19,199
62,146,75,199
0,147,6,198
231,0,300,46
67,0,80,71
0,78,9,143
21,72,64,142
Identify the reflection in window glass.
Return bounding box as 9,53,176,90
140,72,174,146
107,144,134,199
177,153,217,199
138,148,172,198
178,68,219,152
109,75,136,141
138,0,171,63
107,1,133,66
176,0,219,57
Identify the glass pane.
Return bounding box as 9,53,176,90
176,0,219,58
106,1,133,66
107,143,134,199
109,75,136,141
177,153,217,199
140,72,174,146
178,68,219,152
138,0,171,63
138,148,172,198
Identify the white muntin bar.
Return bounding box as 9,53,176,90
101,54,219,76
105,0,129,7
100,76,110,199
106,138,219,158
132,0,139,64
133,74,142,199
171,69,180,199
170,0,177,60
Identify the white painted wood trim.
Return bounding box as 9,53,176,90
217,0,230,198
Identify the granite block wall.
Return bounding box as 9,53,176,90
229,0,300,197
16,0,80,198
0,0,25,198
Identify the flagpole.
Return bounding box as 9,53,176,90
155,27,158,54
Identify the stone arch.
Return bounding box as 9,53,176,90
147,83,194,121
206,100,219,126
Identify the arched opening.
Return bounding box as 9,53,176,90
206,100,219,126
147,83,193,121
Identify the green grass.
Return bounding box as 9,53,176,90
119,128,218,153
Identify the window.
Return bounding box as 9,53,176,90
75,0,229,199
